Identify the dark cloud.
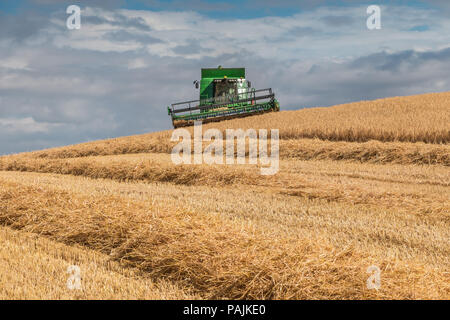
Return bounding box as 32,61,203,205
424,0,450,11
29,0,125,9
173,41,209,55
128,0,233,12
288,26,319,37
350,48,450,73
0,10,49,42
273,47,450,108
321,15,354,27
247,0,450,11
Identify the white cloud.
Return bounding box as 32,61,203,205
0,117,61,134
0,57,31,70
127,58,148,69
41,5,449,60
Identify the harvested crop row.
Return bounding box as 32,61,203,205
0,180,448,299
2,170,448,269
0,156,254,186
0,226,198,299
1,154,448,215
281,139,449,165
7,138,450,166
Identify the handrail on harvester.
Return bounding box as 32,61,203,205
170,88,274,115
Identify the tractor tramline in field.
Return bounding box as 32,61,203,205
168,66,280,128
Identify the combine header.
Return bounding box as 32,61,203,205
168,66,280,128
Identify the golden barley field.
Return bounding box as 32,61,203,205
0,92,449,299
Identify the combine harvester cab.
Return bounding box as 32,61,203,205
168,66,280,128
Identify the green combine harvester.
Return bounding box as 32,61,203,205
168,66,280,128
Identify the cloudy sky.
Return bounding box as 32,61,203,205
0,0,449,154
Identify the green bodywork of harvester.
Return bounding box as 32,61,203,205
168,66,280,128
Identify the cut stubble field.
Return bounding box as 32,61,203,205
0,92,449,299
